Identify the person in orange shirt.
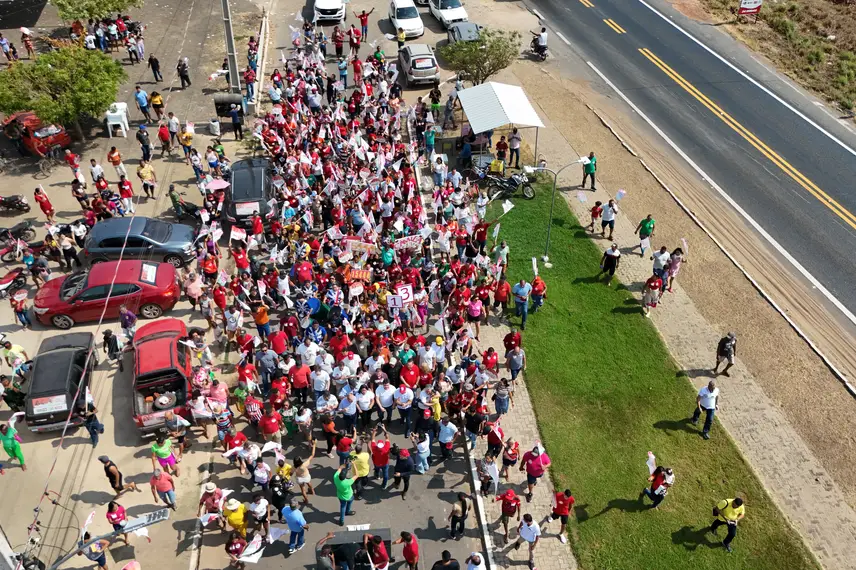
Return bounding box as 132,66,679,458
493,276,511,316
531,276,547,313
201,253,219,283
254,303,270,339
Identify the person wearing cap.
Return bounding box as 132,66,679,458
438,416,458,461
713,332,737,377
392,445,415,500
198,481,225,528
76,532,111,569
370,424,392,488
150,468,177,510
223,498,249,537
495,488,521,543
520,444,551,502
135,123,152,161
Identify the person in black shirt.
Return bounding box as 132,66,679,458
229,104,243,140
431,551,460,570
147,54,162,81
392,445,414,500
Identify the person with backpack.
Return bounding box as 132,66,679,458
710,497,745,553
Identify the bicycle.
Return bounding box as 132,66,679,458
37,145,64,177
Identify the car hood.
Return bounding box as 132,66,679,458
399,17,423,30
315,0,343,9
438,6,467,20
34,276,64,308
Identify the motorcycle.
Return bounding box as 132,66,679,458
530,37,548,61
0,195,30,213
0,221,36,242
465,164,535,200
0,240,47,263
0,267,27,300
176,200,205,227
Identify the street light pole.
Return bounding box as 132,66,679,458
221,0,242,95
527,161,577,269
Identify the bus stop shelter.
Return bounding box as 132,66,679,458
455,81,545,166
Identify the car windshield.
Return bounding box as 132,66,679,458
231,167,265,201
60,271,88,301
397,6,419,18
440,0,461,9
142,219,171,242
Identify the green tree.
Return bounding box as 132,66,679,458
0,46,127,140
51,0,142,21
438,28,521,85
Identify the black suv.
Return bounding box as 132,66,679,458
223,158,274,229
83,217,197,268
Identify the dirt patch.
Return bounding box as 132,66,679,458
666,0,715,22
697,0,856,112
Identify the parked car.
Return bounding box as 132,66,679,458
132,318,194,434
2,111,72,158
83,216,196,268
24,333,97,433
389,0,424,37
33,260,180,330
399,44,441,87
223,158,274,229
428,0,467,28
447,21,481,44
314,0,346,23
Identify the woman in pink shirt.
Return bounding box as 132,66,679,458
466,298,483,340
106,501,129,544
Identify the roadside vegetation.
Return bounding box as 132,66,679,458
699,0,856,111
486,185,819,569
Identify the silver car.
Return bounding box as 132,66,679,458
83,217,197,268
399,44,441,88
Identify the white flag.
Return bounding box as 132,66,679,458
502,200,515,215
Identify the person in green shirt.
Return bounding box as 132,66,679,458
151,433,180,477
212,139,226,158
581,151,597,190
632,214,656,256
168,183,185,217
333,462,358,526
398,346,415,364
231,381,249,411
1,376,25,412
0,413,25,470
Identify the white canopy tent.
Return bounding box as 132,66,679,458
455,82,545,165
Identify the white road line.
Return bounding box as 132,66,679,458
586,60,856,333
532,8,545,20
634,0,856,158
556,31,571,46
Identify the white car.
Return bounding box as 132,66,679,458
428,0,468,29
388,0,424,38
314,0,346,23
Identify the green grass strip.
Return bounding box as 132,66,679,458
486,184,818,570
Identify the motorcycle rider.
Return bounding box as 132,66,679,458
531,27,548,57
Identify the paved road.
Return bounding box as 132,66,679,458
526,0,856,315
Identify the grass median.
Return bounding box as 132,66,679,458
486,184,818,570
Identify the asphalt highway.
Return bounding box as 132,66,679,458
526,0,856,315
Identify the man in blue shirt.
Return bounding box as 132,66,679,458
134,85,152,123
254,343,280,397
229,104,243,141
511,279,532,330
282,498,309,553
438,416,458,461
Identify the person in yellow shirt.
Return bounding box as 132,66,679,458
397,27,406,50
710,497,745,552
349,443,371,500
276,458,294,481
223,498,248,537
178,126,193,164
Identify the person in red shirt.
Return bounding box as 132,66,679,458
335,426,356,465
363,534,389,570
222,427,247,457
328,329,351,361
225,531,247,568
117,175,136,214
251,212,265,242
269,386,286,411
482,347,499,372
472,219,495,254
503,328,522,353
294,260,314,284
393,531,418,570
495,488,521,543
231,245,250,272
642,272,663,316
33,187,56,224
288,363,311,407
259,407,283,443
400,361,419,389
541,489,574,544
370,426,391,488
267,326,288,356
494,277,512,315
352,57,363,84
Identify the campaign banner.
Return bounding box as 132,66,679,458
738,0,762,15
394,234,422,251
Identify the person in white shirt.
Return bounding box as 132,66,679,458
365,352,385,373
311,365,330,400
248,492,270,538
315,350,335,374
342,352,361,375
167,112,181,144
446,364,464,386
279,354,296,375
89,159,105,184
316,391,338,413
418,345,437,371
691,380,719,440
508,128,523,169
514,514,541,568
600,199,618,240
375,379,396,423
296,339,320,366
393,386,415,437
466,552,486,570
650,245,671,289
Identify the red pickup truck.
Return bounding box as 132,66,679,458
132,318,193,434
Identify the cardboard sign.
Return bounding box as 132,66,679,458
230,226,247,242
396,283,414,304
349,268,372,283
387,294,404,309
394,234,422,251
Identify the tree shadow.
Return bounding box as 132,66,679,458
653,418,696,435
676,369,715,380
589,497,648,520
671,525,721,551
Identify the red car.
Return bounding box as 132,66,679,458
132,318,193,434
33,260,180,329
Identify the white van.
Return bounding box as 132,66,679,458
388,0,424,38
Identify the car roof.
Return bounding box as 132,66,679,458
392,0,417,7
407,44,434,57
89,216,147,239
30,333,93,396
134,318,186,377
85,260,167,287
230,158,270,201
449,22,480,39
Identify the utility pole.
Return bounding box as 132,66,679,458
221,0,242,95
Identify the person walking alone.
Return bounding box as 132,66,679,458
631,214,655,256
540,489,573,544
147,54,162,81
581,151,596,190
691,380,719,440
713,332,737,377
709,497,745,553
640,466,673,508
513,513,541,570
230,104,243,141
177,57,191,88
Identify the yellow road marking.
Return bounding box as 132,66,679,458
579,0,594,8
638,47,856,231
603,19,627,34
